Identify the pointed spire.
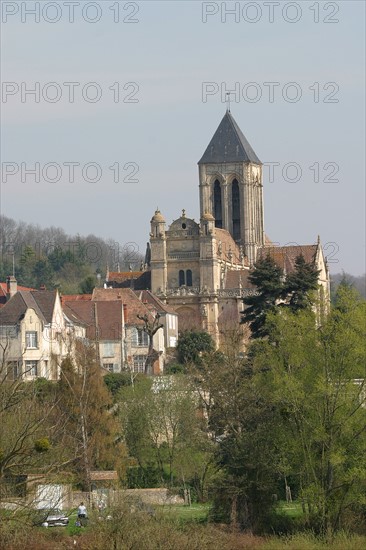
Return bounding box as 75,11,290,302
226,92,231,113
198,111,261,165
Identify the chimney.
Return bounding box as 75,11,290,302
123,304,128,323
6,275,17,301
39,284,46,291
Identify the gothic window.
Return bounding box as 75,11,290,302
179,270,185,286
213,180,222,228
232,179,241,241
186,269,193,287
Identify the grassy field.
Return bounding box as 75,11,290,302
160,502,210,523
275,500,304,519
1,502,366,550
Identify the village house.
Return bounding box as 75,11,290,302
90,288,178,374
0,278,72,381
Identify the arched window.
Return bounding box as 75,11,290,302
179,270,185,286
213,180,222,229
186,269,193,287
232,179,241,241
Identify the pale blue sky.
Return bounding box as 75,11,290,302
1,1,365,274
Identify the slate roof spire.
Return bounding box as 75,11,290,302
198,111,261,165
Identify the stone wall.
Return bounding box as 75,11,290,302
71,488,184,509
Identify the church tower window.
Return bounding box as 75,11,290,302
186,269,193,287
213,180,223,228
232,178,241,241
179,270,185,286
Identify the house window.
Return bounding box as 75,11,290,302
169,336,177,348
103,342,115,357
131,328,149,347
7,361,20,380
25,360,38,377
104,363,114,372
133,355,146,373
25,331,38,349
137,329,149,346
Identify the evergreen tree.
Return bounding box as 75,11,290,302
241,254,284,339
79,275,96,294
284,253,320,312
177,331,214,365
33,257,55,289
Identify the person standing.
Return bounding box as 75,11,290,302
77,502,87,526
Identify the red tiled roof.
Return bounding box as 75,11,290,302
92,288,154,325
107,271,142,283
133,290,177,315
215,229,247,266
63,300,124,340
258,244,318,273
62,294,92,302
225,269,254,290
0,282,35,295
0,282,35,307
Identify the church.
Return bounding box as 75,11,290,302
109,110,330,346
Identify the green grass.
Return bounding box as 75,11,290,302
275,500,304,519
262,532,366,550
160,502,211,524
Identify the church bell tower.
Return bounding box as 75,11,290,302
198,110,264,265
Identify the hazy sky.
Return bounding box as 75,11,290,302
1,0,365,274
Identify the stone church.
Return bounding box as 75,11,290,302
109,111,330,346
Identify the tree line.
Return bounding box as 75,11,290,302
0,215,143,293
0,231,365,538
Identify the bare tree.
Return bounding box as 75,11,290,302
136,313,163,375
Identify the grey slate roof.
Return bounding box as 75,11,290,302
198,111,261,165
0,290,57,325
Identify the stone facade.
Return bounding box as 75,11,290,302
148,111,330,345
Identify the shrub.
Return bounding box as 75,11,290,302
34,438,51,453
